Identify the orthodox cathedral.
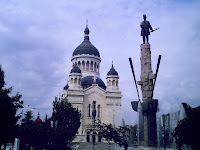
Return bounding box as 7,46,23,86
62,22,122,142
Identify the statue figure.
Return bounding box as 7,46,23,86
140,14,153,44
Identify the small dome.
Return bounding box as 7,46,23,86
107,64,118,76
70,64,81,73
72,24,100,57
63,84,69,90
81,76,106,90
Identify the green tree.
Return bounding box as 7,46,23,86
18,110,35,149
18,110,52,150
50,98,81,149
97,122,116,148
21,110,34,124
97,121,135,150
0,65,23,146
172,104,200,150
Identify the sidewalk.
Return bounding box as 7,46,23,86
70,142,175,150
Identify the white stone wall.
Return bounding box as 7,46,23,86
105,91,122,125
66,89,84,135
71,55,101,77
65,83,122,142
83,85,106,127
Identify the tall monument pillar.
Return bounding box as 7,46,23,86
139,44,158,146
131,14,160,147
139,44,154,101
131,44,158,146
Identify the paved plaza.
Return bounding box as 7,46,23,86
70,142,175,150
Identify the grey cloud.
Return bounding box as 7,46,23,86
0,0,200,125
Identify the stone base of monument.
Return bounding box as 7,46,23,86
139,141,156,147
131,99,158,147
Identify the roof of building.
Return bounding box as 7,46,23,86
72,24,100,57
70,63,81,73
34,112,42,123
107,64,118,76
81,75,106,90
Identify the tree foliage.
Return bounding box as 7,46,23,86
172,104,200,150
17,99,80,150
0,65,23,146
97,121,137,149
50,98,81,149
17,110,52,150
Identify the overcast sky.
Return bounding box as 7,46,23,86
0,0,200,125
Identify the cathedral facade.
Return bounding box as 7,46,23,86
62,23,122,142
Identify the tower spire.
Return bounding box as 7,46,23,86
86,19,88,27
38,111,40,118
84,19,90,41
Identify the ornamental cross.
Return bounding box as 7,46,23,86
93,76,97,84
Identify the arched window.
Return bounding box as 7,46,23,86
70,78,73,84
78,61,81,68
94,62,97,72
74,78,77,84
90,61,93,71
92,132,97,143
108,80,111,86
82,61,85,70
93,101,96,110
86,132,90,142
92,101,96,118
112,80,115,86
88,104,91,117
86,61,89,70
98,104,101,118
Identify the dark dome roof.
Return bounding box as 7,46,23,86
72,25,100,57
70,64,81,73
107,64,118,75
63,84,69,90
73,41,100,57
81,76,106,90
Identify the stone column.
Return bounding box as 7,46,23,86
139,44,158,146
139,44,155,101
132,44,158,147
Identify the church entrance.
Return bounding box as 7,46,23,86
86,132,90,142
92,132,97,143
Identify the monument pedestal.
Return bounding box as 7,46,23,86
131,44,158,146
131,99,158,146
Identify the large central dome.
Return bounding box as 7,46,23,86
72,40,100,57
72,24,100,57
